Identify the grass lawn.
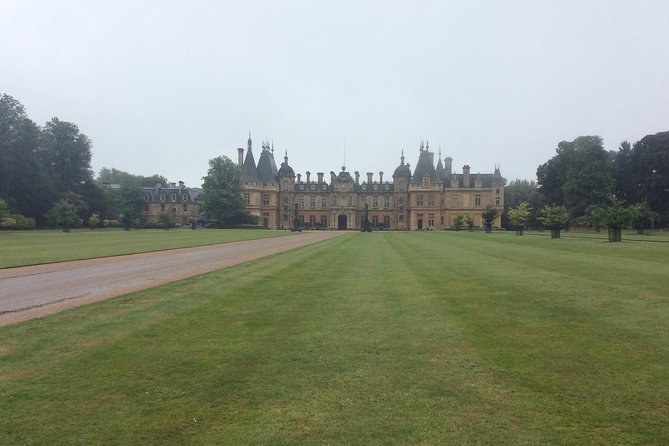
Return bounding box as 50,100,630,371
1,232,667,444
0,228,293,268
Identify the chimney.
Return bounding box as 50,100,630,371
237,148,244,166
367,172,373,184
306,171,311,183
317,172,324,184
330,171,336,184
444,157,452,179
379,171,384,183
297,173,302,183
355,171,360,185
462,165,470,188
178,180,184,193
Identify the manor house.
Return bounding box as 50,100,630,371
238,135,505,230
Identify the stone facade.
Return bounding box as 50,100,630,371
238,136,505,230
141,181,203,226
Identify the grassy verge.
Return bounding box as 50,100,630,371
1,232,667,444
0,228,293,268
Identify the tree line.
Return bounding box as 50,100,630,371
504,133,669,233
0,93,170,230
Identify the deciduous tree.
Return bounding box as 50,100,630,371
202,156,244,227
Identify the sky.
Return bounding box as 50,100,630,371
2,0,668,188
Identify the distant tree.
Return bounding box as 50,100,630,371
97,167,168,189
507,201,531,235
465,215,475,231
158,212,174,230
612,141,635,203
481,205,499,233
583,204,607,232
604,199,632,242
539,205,569,239
0,94,54,223
627,131,669,225
504,179,542,228
88,213,100,229
452,214,464,231
41,118,93,192
48,199,81,232
630,202,655,234
202,156,244,227
536,136,613,218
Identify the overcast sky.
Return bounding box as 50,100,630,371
3,1,668,187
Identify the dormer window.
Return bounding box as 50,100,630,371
423,177,430,187
182,194,188,201
171,194,177,202
160,194,166,202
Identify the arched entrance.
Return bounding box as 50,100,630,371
338,214,348,230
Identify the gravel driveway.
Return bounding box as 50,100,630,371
0,231,344,327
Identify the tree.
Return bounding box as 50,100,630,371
507,202,531,235
536,136,613,219
88,213,100,229
98,167,168,189
465,215,475,231
158,212,174,230
503,179,542,228
627,131,669,226
48,199,81,232
539,205,569,239
452,214,464,231
604,199,632,242
583,204,607,232
0,94,54,224
481,205,499,233
41,118,93,192
202,156,244,227
630,202,655,234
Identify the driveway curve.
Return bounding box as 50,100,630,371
0,231,345,327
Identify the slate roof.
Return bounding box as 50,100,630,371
256,147,278,183
242,147,259,182
411,150,439,183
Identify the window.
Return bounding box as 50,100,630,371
310,196,316,208
423,177,430,187
160,204,165,212
451,195,459,208
416,194,424,206
428,213,435,227
244,193,250,206
309,215,316,227
171,194,177,202
160,194,166,202
384,196,390,208
182,194,188,201
475,193,481,206
298,196,304,208
262,193,270,206
372,196,378,208
496,198,500,205
398,181,405,192
144,193,151,201
372,216,379,226
298,215,305,227
399,214,404,222
383,216,390,228
428,194,434,207
182,204,188,212
399,197,405,205
321,198,327,208
143,203,149,212
321,215,328,227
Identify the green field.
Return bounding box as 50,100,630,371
0,228,292,268
1,232,667,444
